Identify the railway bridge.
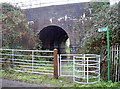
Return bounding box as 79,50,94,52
24,2,89,53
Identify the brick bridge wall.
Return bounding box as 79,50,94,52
23,2,88,53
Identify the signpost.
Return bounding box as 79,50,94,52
98,26,110,81
98,26,109,32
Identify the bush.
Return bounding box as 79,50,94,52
2,3,41,49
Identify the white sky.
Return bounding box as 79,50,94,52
0,0,119,9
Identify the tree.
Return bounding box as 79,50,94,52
73,2,120,54
2,3,39,49
72,1,120,81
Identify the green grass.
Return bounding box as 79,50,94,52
2,69,73,87
66,49,70,53
73,80,120,88
1,69,120,88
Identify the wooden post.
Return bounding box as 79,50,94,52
54,49,58,79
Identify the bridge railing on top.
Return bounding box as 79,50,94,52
11,0,85,9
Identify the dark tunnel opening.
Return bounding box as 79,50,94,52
39,25,69,54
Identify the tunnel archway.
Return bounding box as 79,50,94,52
39,25,69,54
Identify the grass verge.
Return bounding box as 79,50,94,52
1,69,120,88
2,69,73,87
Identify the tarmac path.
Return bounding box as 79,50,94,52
1,79,43,87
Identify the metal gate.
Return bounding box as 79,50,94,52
0,49,54,75
73,54,100,84
59,54,82,77
59,54,100,84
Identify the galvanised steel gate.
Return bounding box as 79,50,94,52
59,54,100,84
58,54,83,77
0,49,100,84
73,54,100,84
0,49,54,75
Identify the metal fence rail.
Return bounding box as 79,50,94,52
111,45,120,82
0,49,54,75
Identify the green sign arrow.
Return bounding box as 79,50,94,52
98,26,109,32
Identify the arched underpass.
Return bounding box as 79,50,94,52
39,25,69,54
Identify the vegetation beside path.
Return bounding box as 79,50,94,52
2,70,120,88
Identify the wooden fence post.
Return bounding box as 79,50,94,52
54,49,58,79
